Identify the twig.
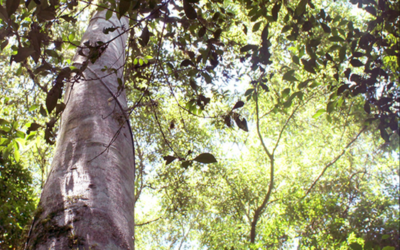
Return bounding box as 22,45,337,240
23,62,48,92
273,104,299,155
135,217,162,227
302,126,367,199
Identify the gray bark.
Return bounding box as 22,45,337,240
26,11,135,249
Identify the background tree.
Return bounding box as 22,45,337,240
0,0,398,249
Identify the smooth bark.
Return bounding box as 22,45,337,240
26,11,135,249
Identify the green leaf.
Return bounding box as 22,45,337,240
282,88,291,98
212,12,220,21
37,7,56,22
60,14,77,23
184,0,197,19
327,114,332,123
298,79,313,89
232,101,244,110
327,101,335,113
365,6,376,16
181,161,191,169
248,7,257,17
295,0,307,16
320,23,331,33
1,40,9,51
28,104,39,111
252,22,262,32
118,0,131,19
382,247,395,250
16,130,25,138
103,27,118,34
382,234,390,240
140,26,150,47
251,12,262,22
349,242,362,250
106,10,113,20
46,83,62,114
350,59,364,67
309,81,320,88
201,72,212,84
27,123,42,134
14,147,20,163
292,55,300,64
364,101,371,114
240,44,258,53
339,46,346,62
0,118,9,125
13,47,36,63
283,99,292,108
328,36,345,42
380,127,390,142
39,105,47,117
235,117,249,132
282,70,297,82
6,0,19,17
163,156,177,165
352,51,364,57
214,29,222,40
271,2,281,21
242,24,248,34
56,103,66,116
0,5,8,20
261,24,269,41
0,138,10,146
181,59,194,67
313,109,326,118
260,83,269,92
245,88,254,96
302,59,316,74
198,26,206,37
282,25,293,33
329,44,341,51
193,153,217,164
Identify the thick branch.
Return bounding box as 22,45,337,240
250,87,274,243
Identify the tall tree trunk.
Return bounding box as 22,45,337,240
25,11,135,249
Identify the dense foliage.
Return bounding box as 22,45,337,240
0,0,398,248
0,153,36,249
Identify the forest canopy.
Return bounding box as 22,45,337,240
0,0,398,249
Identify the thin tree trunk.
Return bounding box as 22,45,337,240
25,11,135,249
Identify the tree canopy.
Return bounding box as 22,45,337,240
0,0,398,249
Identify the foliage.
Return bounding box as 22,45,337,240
0,152,37,249
140,85,399,248
0,0,398,248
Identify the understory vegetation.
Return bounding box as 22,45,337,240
0,0,398,249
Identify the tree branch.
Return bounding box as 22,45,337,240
273,104,300,155
250,87,274,243
302,126,367,199
23,62,48,93
135,217,161,227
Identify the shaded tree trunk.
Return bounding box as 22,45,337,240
26,11,135,249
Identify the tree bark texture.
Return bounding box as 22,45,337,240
26,11,135,249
